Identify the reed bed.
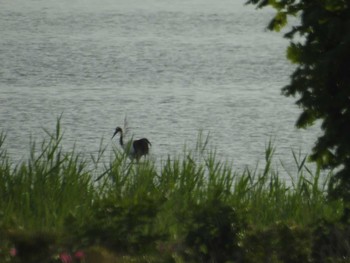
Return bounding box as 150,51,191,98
0,121,346,262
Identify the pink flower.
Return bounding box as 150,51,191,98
59,252,73,263
9,247,17,257
74,250,85,260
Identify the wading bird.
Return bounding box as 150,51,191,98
112,127,151,161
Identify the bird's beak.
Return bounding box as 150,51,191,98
112,130,118,139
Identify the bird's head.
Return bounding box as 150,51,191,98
112,127,123,139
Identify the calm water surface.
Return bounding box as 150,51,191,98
0,0,319,175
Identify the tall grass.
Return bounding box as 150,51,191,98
0,121,342,229
0,120,345,261
0,121,95,231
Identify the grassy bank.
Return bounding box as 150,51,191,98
0,121,347,262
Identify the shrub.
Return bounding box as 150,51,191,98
176,199,244,263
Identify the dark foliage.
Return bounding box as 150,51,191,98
6,230,56,263
177,199,244,263
242,223,312,263
246,0,350,201
77,196,165,254
312,219,350,263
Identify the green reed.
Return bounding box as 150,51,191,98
0,120,343,245
0,121,95,231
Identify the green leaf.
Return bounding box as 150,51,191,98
286,43,302,63
245,0,269,9
268,11,288,32
296,111,315,128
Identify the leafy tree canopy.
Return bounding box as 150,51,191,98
246,0,350,199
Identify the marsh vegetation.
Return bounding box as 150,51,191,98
0,121,347,262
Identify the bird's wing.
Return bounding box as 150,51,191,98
133,139,150,153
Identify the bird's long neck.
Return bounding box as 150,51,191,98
119,131,124,147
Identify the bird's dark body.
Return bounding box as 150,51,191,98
112,127,151,161
133,138,152,159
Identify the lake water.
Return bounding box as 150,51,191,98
0,0,320,175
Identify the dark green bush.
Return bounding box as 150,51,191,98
242,223,311,263
79,196,165,254
177,199,244,263
6,230,56,263
312,220,350,263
